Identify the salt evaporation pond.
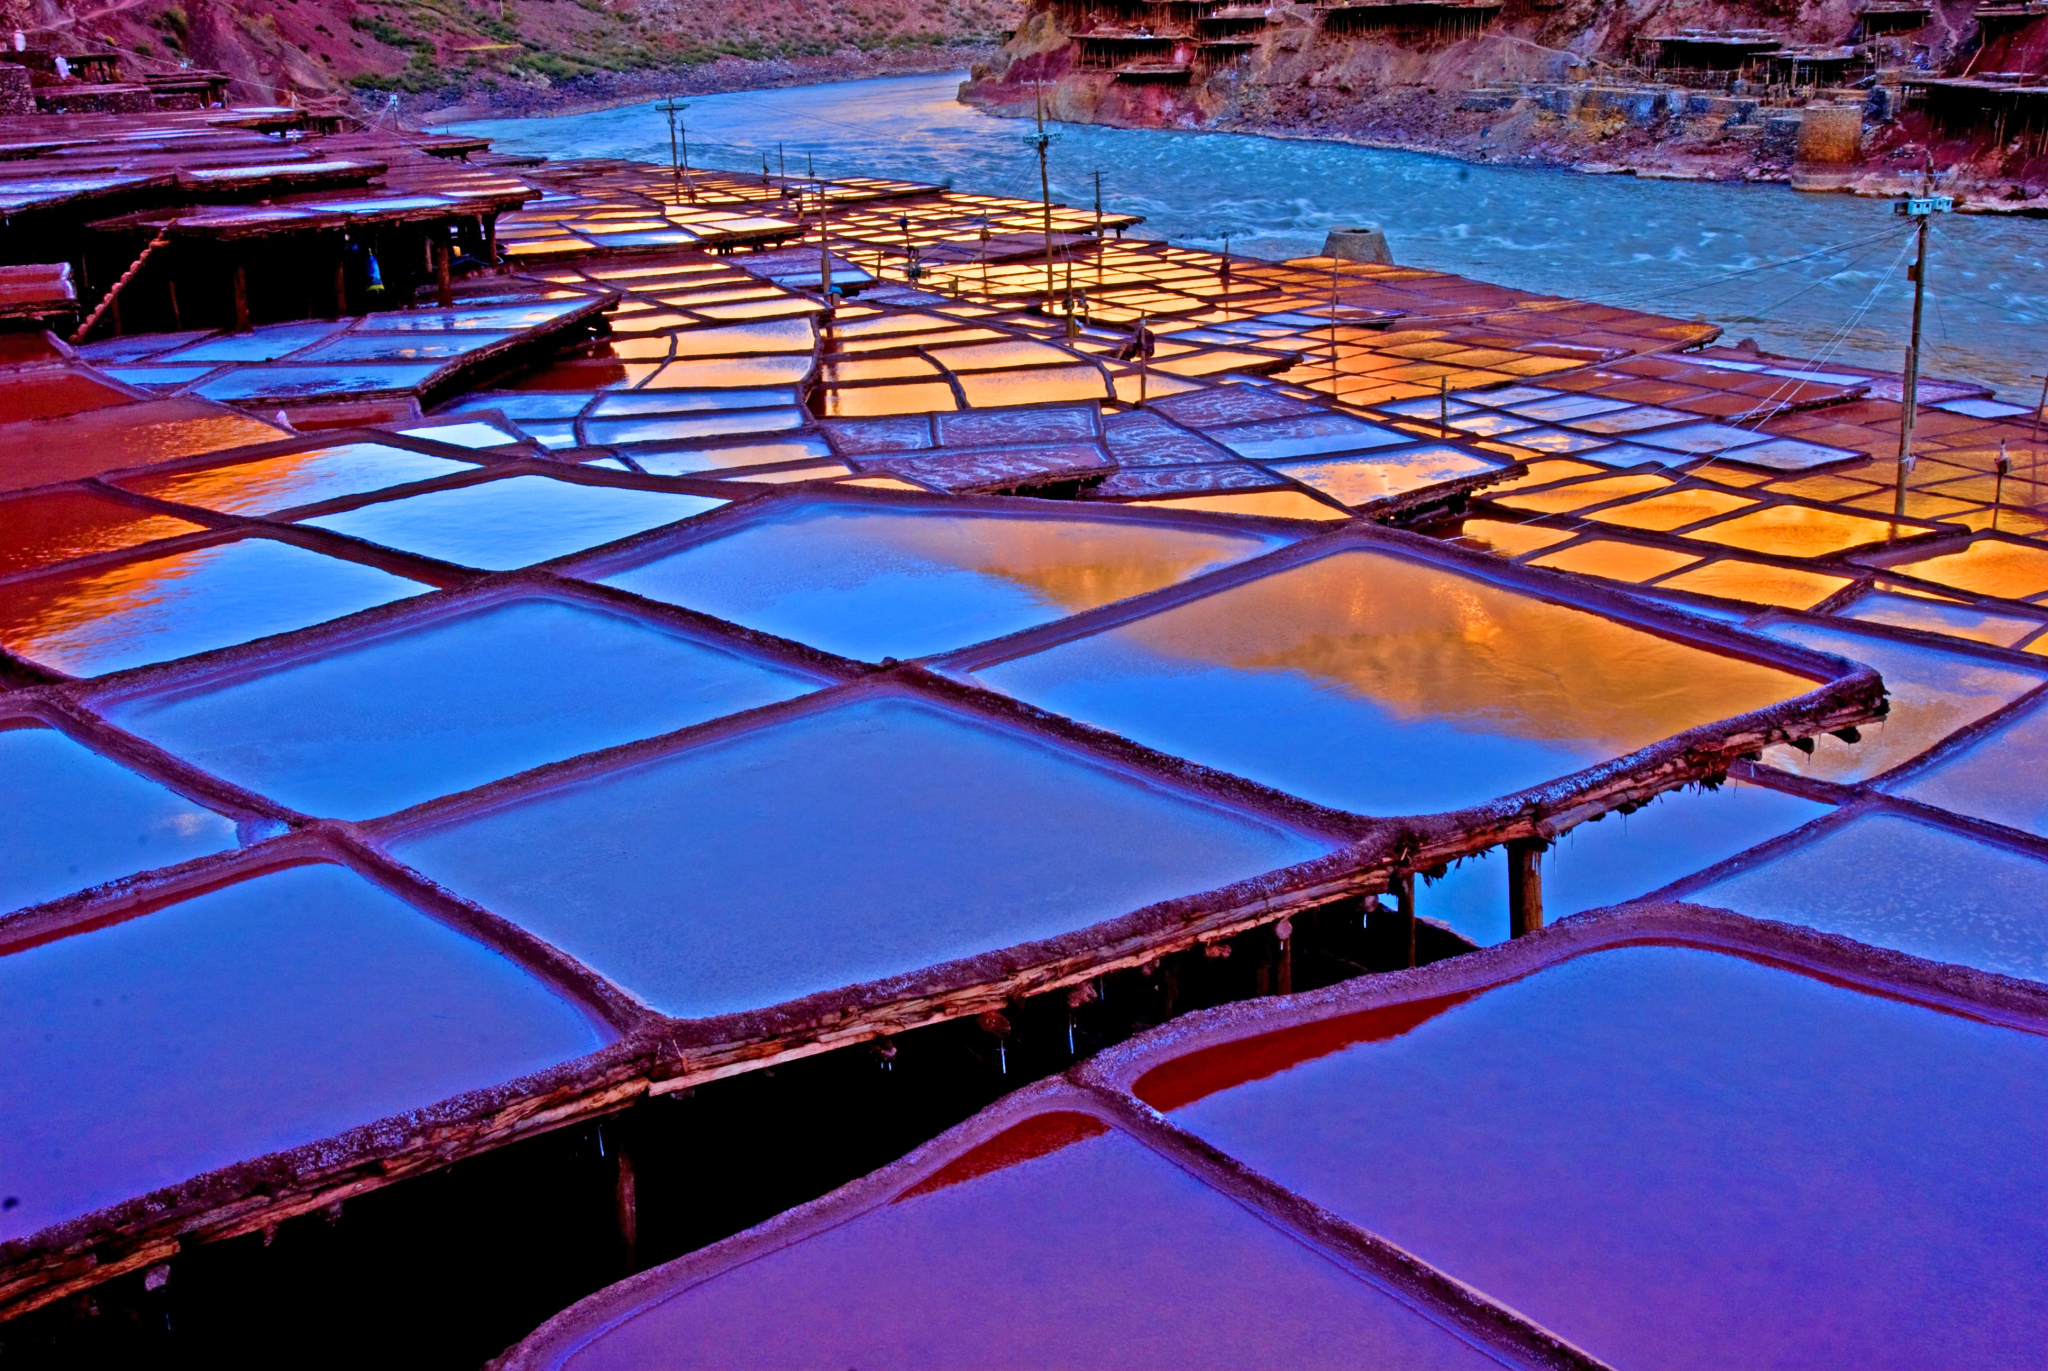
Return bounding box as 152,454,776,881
451,71,2048,394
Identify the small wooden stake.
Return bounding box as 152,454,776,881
230,261,250,333
433,233,453,308
613,1134,638,1273
1395,870,1417,968
1507,838,1544,938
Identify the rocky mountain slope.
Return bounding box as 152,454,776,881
0,0,1020,113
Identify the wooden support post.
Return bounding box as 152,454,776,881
483,213,499,268
613,1132,638,1273
331,250,346,320
230,261,250,333
1274,917,1293,996
1394,871,1417,968
1507,838,1544,938
433,233,453,309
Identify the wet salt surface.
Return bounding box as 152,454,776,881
104,597,822,819
0,864,607,1242
1417,780,1832,946
0,490,205,577
970,549,1813,814
1889,695,2048,836
0,537,432,677
1838,588,2045,648
301,475,725,570
1692,811,2048,981
1755,622,2048,782
389,695,1329,1019
1,726,238,912
116,442,479,517
548,1116,1496,1371
1151,945,2048,1371
592,499,1285,662
453,72,2048,395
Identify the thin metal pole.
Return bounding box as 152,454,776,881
1994,438,2010,531
818,181,831,301
664,102,680,203
1329,260,1339,388
2032,373,2046,494
1137,310,1149,406
1893,213,1929,523
1093,169,1104,288
1035,85,1055,315
1220,231,1230,321
677,108,695,202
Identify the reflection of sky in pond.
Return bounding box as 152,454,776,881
0,490,203,575
191,363,444,402
303,476,724,570
630,436,833,475
1154,946,2048,1371
118,442,477,516
1838,590,2043,648
0,864,606,1241
1272,445,1503,506
1755,621,2047,782
596,499,1286,660
295,332,516,363
1,726,238,911
1693,811,2048,983
1416,779,1832,946
1888,696,2048,837
160,321,346,363
0,538,429,677
972,549,1813,814
390,695,1329,1019
107,597,820,819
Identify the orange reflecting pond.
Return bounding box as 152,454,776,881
974,547,1815,813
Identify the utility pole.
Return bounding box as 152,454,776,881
1893,182,1952,523
658,98,694,203
818,180,833,303
1220,231,1231,321
1031,83,1056,315
1092,169,1104,287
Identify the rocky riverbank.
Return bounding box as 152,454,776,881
959,0,2048,212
